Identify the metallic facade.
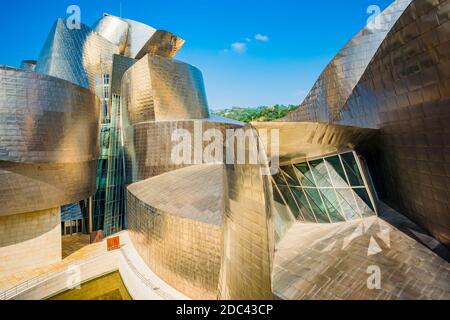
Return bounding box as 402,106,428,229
282,0,412,123
0,67,100,164
117,23,274,297
97,0,450,299
93,14,130,55
123,120,241,183
124,19,157,59
1,0,449,301
126,148,276,300
267,0,449,300
281,0,450,247
135,30,185,59
252,122,379,242
127,165,223,300
219,127,275,300
334,0,450,246
0,66,100,216
36,18,119,95
32,14,181,235
0,161,98,217
0,36,101,272
252,122,377,165
121,54,210,124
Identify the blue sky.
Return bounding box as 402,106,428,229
0,0,393,109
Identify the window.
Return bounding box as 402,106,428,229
102,74,111,123
272,151,376,223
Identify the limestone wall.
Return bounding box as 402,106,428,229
0,208,61,275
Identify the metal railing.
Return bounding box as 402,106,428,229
1,242,183,300
0,251,114,300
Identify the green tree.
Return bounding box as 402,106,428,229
212,104,298,123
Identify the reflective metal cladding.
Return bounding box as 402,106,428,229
283,0,450,247
1,0,449,301
334,0,450,246
0,66,100,216
135,30,185,59
35,18,119,93
127,165,223,300
121,54,210,124
93,14,130,55
282,0,413,123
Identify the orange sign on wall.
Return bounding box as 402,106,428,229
107,236,121,251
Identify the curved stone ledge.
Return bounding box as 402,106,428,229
0,208,61,275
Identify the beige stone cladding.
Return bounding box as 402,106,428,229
0,208,61,275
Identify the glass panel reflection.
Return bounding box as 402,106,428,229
309,159,333,188
325,155,349,187
291,187,316,222
273,151,376,224
278,185,301,220
273,172,287,186
281,166,300,186
304,188,329,223
335,188,360,220
319,188,345,222
354,188,375,217
294,163,315,187
341,152,365,187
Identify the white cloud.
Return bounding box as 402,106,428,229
231,42,247,53
254,34,270,42
245,37,252,42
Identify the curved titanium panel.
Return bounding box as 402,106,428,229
127,161,276,300
0,67,100,216
122,54,210,125
35,19,119,96
0,160,98,217
135,30,185,59
0,66,100,164
218,125,275,300
123,120,242,184
334,0,450,246
111,54,136,96
127,165,223,300
93,14,129,55
252,122,377,165
283,0,412,122
124,19,157,58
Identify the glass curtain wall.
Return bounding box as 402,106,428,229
272,151,377,224
61,203,85,235
92,77,127,236
103,94,127,236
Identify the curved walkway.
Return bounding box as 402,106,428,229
0,231,189,300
